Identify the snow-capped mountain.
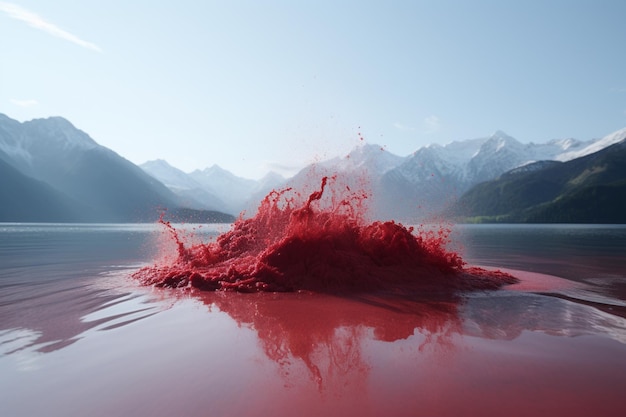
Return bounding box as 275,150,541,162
141,159,204,191
375,127,626,221
390,129,608,192
556,127,626,161
147,127,626,222
140,159,228,211
0,114,100,178
465,131,529,183
448,138,626,223
0,113,229,222
321,143,406,176
7,111,622,224
190,165,259,206
191,165,286,214
140,161,286,215
256,171,287,193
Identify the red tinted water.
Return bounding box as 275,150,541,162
134,176,517,293
199,291,462,388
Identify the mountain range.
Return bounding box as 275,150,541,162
140,159,285,215
373,129,626,221
0,114,234,223
250,128,626,222
138,127,626,223
2,112,625,223
447,140,626,223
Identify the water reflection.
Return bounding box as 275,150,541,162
0,271,170,355
462,291,626,344
3,285,626,417
195,292,462,390
187,287,626,392
5,283,626,368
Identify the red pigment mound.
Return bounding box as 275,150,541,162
133,176,517,293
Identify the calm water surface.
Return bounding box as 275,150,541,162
1,223,625,417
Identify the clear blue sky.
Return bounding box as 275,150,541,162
1,0,625,179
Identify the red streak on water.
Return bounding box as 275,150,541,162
134,176,517,293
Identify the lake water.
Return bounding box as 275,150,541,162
1,223,626,417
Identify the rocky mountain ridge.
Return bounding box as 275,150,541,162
3,112,625,223
0,114,234,223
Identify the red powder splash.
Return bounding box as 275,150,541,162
133,176,517,293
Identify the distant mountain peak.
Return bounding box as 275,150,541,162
0,113,14,122
490,129,512,139
207,163,222,170
197,164,232,176
27,116,83,135
39,115,73,125
346,142,387,159
423,142,443,150
556,126,626,162
142,159,174,169
22,115,99,151
547,137,581,150
140,159,201,191
260,170,285,182
480,131,522,154
337,142,404,175
0,113,184,222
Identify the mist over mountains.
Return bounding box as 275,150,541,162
0,114,234,223
140,159,284,215
1,112,625,223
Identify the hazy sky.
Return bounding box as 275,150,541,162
1,1,625,179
